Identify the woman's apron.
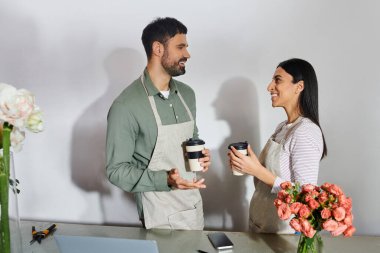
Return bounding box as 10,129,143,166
139,74,204,230
249,117,302,234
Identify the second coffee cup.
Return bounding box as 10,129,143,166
185,138,205,172
228,141,248,176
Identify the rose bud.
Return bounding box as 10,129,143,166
277,190,289,201
338,194,347,205
299,204,311,219
321,208,332,219
331,224,348,236
323,219,339,232
311,190,320,198
290,218,302,232
318,191,328,204
274,198,283,207
280,181,292,190
277,203,291,220
329,184,343,196
333,207,346,222
321,182,331,191
308,199,320,210
305,193,314,202
285,194,292,204
344,213,354,226
300,219,312,234
302,184,315,193
290,202,302,214
343,226,356,237
342,197,353,211
304,227,317,238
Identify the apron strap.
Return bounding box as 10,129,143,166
140,74,162,126
271,116,303,144
271,122,286,139
283,116,303,141
177,91,194,121
148,96,163,126
140,72,194,126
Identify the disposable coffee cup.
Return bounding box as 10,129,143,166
185,138,205,172
228,141,248,176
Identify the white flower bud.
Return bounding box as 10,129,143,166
26,107,44,133
10,127,25,152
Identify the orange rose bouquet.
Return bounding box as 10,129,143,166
274,182,355,253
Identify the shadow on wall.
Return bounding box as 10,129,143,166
70,48,144,224
202,77,260,232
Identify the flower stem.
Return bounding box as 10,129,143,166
0,122,12,253
2,122,12,176
297,232,322,253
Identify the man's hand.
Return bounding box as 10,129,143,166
199,148,211,172
167,169,206,189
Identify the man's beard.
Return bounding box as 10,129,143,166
161,51,186,77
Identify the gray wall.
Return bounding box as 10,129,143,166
1,0,379,235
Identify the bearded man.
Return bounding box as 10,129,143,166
106,17,211,230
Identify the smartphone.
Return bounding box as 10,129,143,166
207,232,234,250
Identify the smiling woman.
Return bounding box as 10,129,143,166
268,67,304,117
228,58,327,234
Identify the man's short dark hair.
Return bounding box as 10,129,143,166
141,17,187,59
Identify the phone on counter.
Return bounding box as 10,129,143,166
207,232,234,250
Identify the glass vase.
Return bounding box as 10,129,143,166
0,151,23,253
297,232,323,253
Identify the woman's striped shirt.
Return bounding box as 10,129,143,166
271,117,323,193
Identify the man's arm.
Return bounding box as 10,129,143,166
106,101,171,193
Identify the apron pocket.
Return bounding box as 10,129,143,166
249,218,263,233
168,207,203,230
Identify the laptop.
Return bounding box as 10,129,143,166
55,235,159,253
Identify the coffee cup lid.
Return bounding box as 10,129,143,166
228,141,248,150
186,138,205,146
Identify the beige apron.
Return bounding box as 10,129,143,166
249,117,302,234
140,74,204,230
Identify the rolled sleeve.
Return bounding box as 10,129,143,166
154,170,171,191
271,176,285,193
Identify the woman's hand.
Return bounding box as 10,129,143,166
228,145,276,186
228,145,261,176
